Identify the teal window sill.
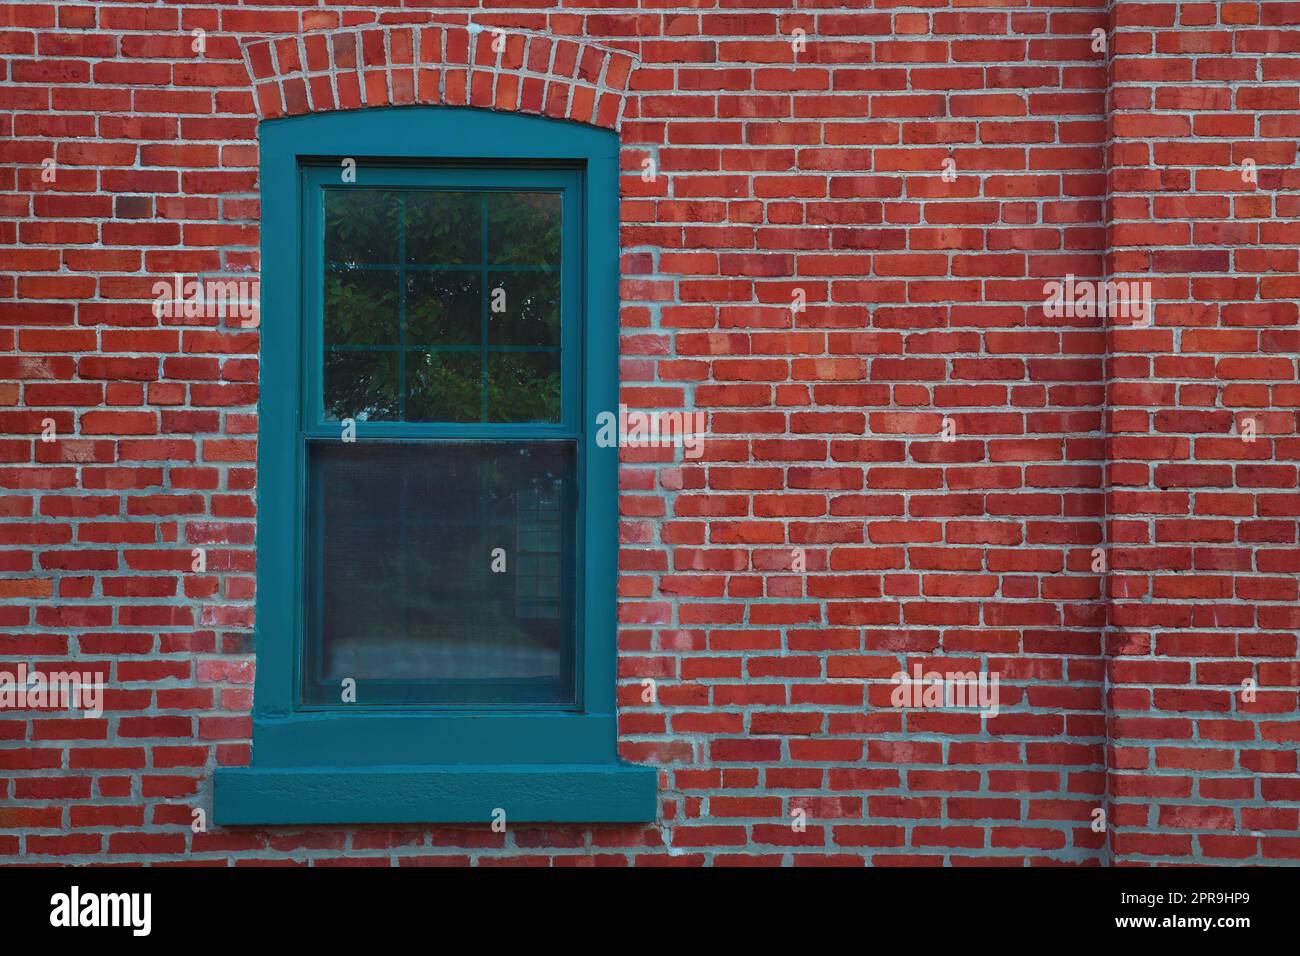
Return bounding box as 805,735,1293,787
214,762,658,825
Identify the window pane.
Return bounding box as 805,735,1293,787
325,269,399,347
407,270,480,347
321,186,563,424
325,189,399,264
488,192,561,266
487,352,561,423
303,441,577,705
323,349,399,421
488,270,560,348
405,191,481,265
405,351,480,422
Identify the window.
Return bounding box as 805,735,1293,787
303,170,580,708
214,107,656,825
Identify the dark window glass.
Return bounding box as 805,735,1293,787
303,441,577,705
407,270,480,346
405,191,481,265
404,351,481,423
322,349,399,422
486,352,561,423
322,188,561,424
488,270,561,347
488,192,561,266
324,189,399,264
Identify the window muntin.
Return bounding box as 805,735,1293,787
299,164,583,707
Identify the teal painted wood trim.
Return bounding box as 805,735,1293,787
248,713,619,767
220,106,646,825
213,763,659,825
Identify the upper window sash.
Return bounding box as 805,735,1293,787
300,164,584,440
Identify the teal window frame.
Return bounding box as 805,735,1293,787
213,107,656,825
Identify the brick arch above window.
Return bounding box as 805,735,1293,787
241,23,640,130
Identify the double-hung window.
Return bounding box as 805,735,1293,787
214,107,656,825
304,166,580,707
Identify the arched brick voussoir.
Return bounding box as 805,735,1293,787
241,22,640,131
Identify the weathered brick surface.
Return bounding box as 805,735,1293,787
0,1,1295,865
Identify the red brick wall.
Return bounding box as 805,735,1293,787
0,0,1295,865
